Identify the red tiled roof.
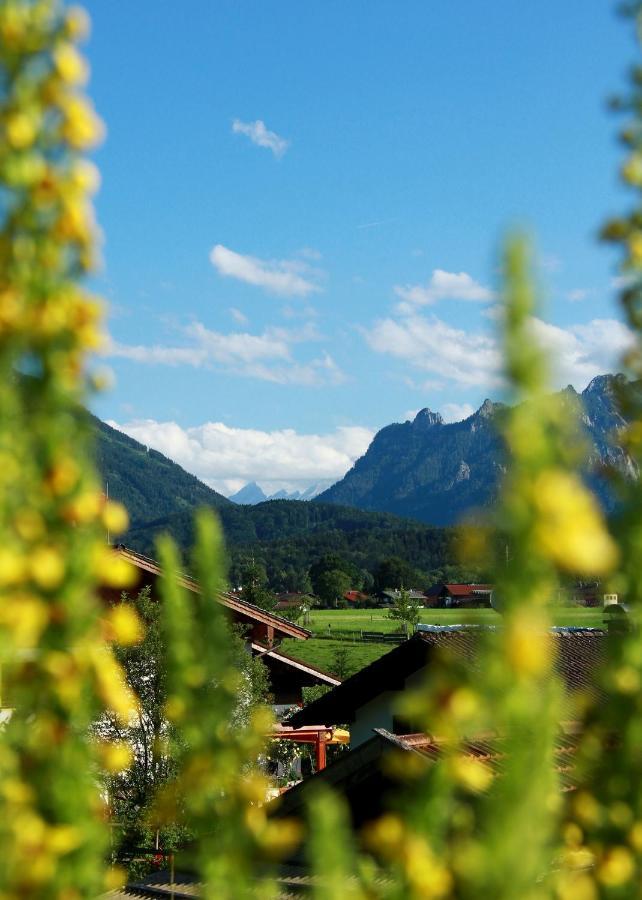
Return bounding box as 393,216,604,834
376,727,582,793
445,583,493,597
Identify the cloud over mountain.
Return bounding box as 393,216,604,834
107,419,374,496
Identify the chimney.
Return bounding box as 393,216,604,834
603,593,630,634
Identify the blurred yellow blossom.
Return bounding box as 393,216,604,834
532,469,618,574
104,603,144,646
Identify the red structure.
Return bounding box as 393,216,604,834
271,724,349,771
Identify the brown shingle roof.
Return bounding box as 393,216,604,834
289,626,607,728
113,545,311,642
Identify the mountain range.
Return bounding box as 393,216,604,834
317,374,633,525
94,415,451,583
95,374,632,557
228,481,328,505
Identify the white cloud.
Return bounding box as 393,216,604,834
106,321,343,387
364,312,502,388
611,274,635,291
107,342,207,368
528,317,633,388
232,118,289,158
107,419,374,496
540,254,563,273
364,308,633,393
394,269,494,307
210,244,321,298
566,289,589,303
229,307,248,325
441,403,475,423
297,247,322,261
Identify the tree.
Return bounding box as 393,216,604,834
240,560,278,611
331,646,353,679
309,553,357,595
374,556,416,593
388,587,422,637
314,568,351,608
95,586,270,851
95,587,179,848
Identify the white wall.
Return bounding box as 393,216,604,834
349,667,429,747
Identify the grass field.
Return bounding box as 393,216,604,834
280,637,393,675
305,606,604,633
282,606,606,677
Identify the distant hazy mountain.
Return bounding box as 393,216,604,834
229,481,330,505
229,482,268,505
317,374,634,526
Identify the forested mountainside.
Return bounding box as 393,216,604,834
95,418,459,586
122,500,456,586
95,416,232,526
317,374,634,525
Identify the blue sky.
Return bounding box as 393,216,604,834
86,0,635,495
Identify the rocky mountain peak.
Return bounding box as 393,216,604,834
583,373,624,396
477,399,496,419
413,408,444,428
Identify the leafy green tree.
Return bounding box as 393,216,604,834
331,646,353,680
240,560,278,611
315,568,351,608
94,587,180,849
374,556,415,593
388,587,422,636
95,585,270,853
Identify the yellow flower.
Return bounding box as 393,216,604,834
0,547,26,587
64,489,102,524
363,813,405,855
5,111,38,149
621,154,642,186
628,231,642,266
102,500,129,535
258,820,303,859
99,741,133,774
450,754,493,793
53,43,88,86
0,592,48,648
93,545,138,589
105,604,144,646
47,457,79,496
103,867,127,892
68,159,100,194
556,872,597,900
64,6,92,42
506,610,552,677
597,846,635,887
14,509,45,542
30,546,65,590
164,695,186,722
92,646,138,724
533,469,618,575
60,96,104,150
45,824,82,856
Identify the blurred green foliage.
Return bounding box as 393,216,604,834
4,3,642,899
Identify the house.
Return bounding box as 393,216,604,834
272,625,607,830
379,588,427,607
288,625,604,745
105,546,339,706
425,582,493,608
344,590,370,604
274,592,314,613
